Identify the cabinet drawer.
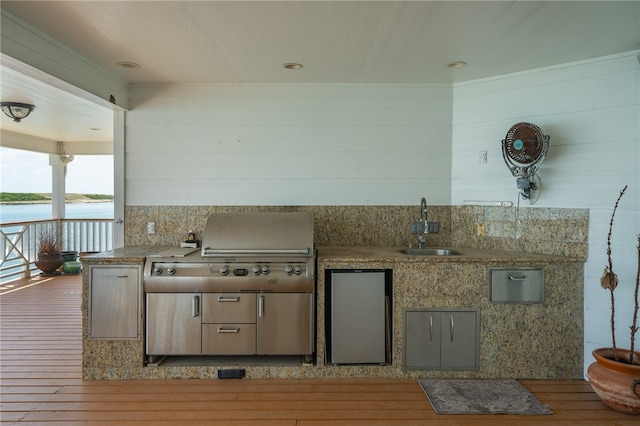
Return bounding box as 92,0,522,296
202,293,256,323
490,268,544,303
202,324,256,355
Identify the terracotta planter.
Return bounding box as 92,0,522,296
588,348,640,415
35,252,64,276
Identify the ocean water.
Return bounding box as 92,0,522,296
0,202,114,223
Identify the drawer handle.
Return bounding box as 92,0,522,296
217,296,240,302
217,327,240,334
508,275,527,281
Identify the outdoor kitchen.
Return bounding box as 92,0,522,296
81,204,587,381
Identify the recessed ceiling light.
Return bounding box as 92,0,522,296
447,61,467,69
283,63,303,70
117,61,140,69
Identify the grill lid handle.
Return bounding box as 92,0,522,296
201,248,310,256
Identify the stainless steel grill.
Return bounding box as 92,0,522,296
143,212,316,361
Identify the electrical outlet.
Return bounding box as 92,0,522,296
476,223,486,237
147,222,156,234
479,151,488,163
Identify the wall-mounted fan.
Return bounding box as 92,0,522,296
502,122,549,204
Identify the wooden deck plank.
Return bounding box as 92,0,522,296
1,274,637,425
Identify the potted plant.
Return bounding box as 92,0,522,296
35,227,64,276
587,185,640,415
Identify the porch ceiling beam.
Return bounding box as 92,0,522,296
1,10,129,111
1,130,113,155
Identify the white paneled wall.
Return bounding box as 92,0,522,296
451,52,640,377
125,52,639,377
125,85,452,206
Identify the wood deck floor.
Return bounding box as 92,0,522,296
1,273,636,425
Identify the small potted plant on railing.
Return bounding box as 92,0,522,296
588,185,640,415
35,227,64,276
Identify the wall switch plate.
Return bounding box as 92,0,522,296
479,151,488,163
476,223,486,237
147,222,155,234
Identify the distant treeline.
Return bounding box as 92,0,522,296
0,193,114,203
0,193,48,202
83,194,114,200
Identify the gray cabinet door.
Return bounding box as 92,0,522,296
440,311,477,368
405,311,441,368
404,308,479,370
89,266,139,339
146,293,202,355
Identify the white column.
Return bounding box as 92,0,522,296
49,154,73,219
113,110,125,248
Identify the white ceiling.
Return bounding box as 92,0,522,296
1,1,639,147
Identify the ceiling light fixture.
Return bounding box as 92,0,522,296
447,61,467,69
117,61,140,69
283,63,303,70
1,102,35,122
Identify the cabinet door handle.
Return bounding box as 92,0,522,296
508,275,527,281
192,295,200,317
217,296,240,302
258,295,265,317
449,315,454,342
429,315,433,341
217,327,240,334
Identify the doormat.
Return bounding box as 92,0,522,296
417,378,553,415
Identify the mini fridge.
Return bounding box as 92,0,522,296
326,269,392,365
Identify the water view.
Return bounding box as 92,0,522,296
0,202,114,223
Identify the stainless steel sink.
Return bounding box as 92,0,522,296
400,248,462,256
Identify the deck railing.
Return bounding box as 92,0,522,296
0,218,113,282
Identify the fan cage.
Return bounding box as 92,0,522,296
502,122,549,178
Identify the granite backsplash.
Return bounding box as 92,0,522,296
124,205,587,259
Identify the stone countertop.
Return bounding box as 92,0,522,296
80,246,166,264
317,246,585,264
80,245,585,265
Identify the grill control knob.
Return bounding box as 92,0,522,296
261,265,270,275
153,266,162,275
252,265,262,275
219,265,229,276
167,266,176,275
284,265,294,275
294,265,303,275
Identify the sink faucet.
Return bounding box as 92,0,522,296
418,197,428,248
411,197,439,249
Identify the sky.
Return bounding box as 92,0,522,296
0,147,114,194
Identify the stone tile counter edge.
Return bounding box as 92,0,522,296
317,246,585,264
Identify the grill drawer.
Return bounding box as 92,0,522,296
489,268,544,304
202,293,257,323
202,324,256,355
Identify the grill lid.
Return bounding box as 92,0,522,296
201,212,314,257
